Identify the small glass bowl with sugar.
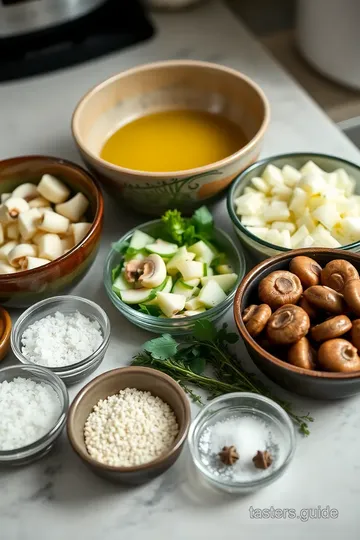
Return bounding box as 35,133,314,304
11,295,111,385
188,392,296,494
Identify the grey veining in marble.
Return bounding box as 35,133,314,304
1,1,360,539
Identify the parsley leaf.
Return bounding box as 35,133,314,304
111,263,123,282
143,334,178,360
161,210,185,244
193,319,217,341
192,206,213,234
138,304,162,316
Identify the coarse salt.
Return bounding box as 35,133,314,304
0,377,61,451
199,415,284,482
21,310,103,368
84,388,179,467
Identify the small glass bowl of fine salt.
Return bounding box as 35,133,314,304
188,392,296,494
0,364,68,466
11,296,111,385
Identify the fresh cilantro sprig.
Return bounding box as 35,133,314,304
132,320,313,436
161,206,215,246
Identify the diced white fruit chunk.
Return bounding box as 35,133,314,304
262,164,284,187
244,187,258,194
307,195,324,212
172,280,197,300
296,235,314,248
146,239,178,257
271,184,293,202
129,230,155,250
291,225,310,248
263,201,290,222
296,209,316,232
188,240,215,265
341,217,360,241
183,278,200,287
166,246,195,276
120,288,154,304
335,169,356,196
241,215,267,227
312,202,340,231
289,188,308,217
184,309,206,316
201,273,238,292
298,173,327,196
282,165,302,187
157,292,186,318
336,196,358,217
198,280,227,308
271,221,296,233
300,160,326,177
246,227,269,241
311,225,341,248
235,192,265,216
266,229,283,247
176,260,204,280
185,297,204,311
280,230,292,248
251,176,270,193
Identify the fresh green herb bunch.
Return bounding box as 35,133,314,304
132,319,313,435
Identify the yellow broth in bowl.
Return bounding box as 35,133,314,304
100,109,248,173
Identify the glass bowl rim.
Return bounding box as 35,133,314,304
11,295,111,374
103,219,246,327
0,364,69,459
188,391,296,489
227,151,360,252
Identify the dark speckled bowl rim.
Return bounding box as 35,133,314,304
0,155,104,280
227,152,360,252
234,247,360,380
67,366,191,473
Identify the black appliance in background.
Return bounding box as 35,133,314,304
0,0,155,82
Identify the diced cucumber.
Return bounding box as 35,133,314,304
188,240,216,265
145,239,178,257
129,230,154,250
216,264,234,274
185,297,203,310
191,286,200,297
143,276,173,305
197,280,227,308
207,267,214,277
157,292,186,318
166,246,195,276
177,260,204,280
201,273,238,292
112,272,132,294
120,288,154,304
183,278,200,287
184,309,206,316
172,279,197,299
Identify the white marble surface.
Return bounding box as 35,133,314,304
1,2,360,539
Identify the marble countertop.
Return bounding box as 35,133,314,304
1,2,360,539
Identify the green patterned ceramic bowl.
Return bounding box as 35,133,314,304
103,220,246,335
72,60,269,216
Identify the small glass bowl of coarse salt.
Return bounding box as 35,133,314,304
11,295,111,385
188,392,296,494
0,364,68,466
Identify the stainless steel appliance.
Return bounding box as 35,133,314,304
0,0,107,38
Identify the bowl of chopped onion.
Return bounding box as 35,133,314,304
0,364,68,466
227,153,360,261
0,155,103,307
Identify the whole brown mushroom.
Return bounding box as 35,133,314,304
321,259,359,293
311,315,352,342
318,339,360,372
350,319,360,350
288,337,316,370
266,304,310,345
258,270,303,311
343,279,360,317
289,256,322,289
242,304,272,337
303,285,346,314
242,305,258,323
298,296,318,320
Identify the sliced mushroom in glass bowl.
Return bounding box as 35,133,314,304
234,247,360,400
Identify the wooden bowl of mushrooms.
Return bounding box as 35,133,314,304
0,156,103,307
234,248,360,399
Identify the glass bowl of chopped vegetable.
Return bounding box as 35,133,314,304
11,295,111,385
0,364,68,466
103,207,245,334
188,392,296,494
227,153,360,262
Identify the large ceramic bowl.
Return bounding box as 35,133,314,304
228,153,360,262
0,156,103,307
67,366,191,485
72,60,270,216
234,248,360,400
